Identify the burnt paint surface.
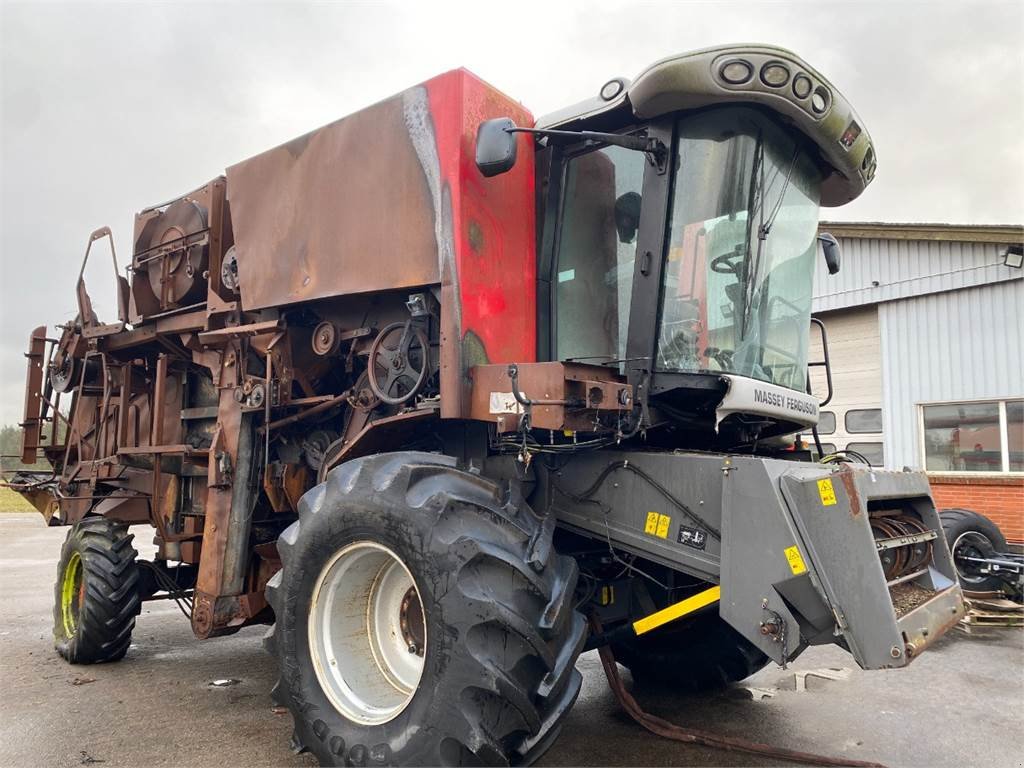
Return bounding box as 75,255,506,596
226,96,439,308
226,70,538,417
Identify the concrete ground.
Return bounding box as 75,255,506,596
1,512,1021,768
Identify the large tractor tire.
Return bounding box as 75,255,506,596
53,518,141,664
940,508,1009,592
265,452,587,767
612,610,768,693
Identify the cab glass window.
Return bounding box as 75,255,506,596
554,145,646,365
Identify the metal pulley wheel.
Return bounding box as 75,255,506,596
49,353,78,394
138,199,209,308
220,245,240,294
311,321,338,357
367,321,429,405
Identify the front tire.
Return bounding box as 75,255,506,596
612,610,768,693
53,518,141,664
265,452,587,766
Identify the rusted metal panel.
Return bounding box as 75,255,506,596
20,327,47,464
469,362,630,432
226,95,439,310
130,178,231,321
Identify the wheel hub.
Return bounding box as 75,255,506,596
399,586,425,656
308,541,426,725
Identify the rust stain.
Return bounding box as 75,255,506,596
838,469,862,517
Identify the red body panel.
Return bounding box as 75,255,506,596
424,71,537,369
421,71,537,419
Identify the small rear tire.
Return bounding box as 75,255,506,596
940,508,1009,592
53,518,141,664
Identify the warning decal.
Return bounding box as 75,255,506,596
644,512,672,539
817,478,837,506
784,545,808,575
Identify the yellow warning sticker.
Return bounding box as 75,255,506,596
644,512,672,539
784,545,808,575
644,511,659,534
817,478,837,506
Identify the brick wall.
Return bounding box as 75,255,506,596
929,474,1024,544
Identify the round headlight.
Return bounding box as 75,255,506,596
720,60,753,85
760,62,790,88
811,86,831,114
599,79,625,101
792,74,812,100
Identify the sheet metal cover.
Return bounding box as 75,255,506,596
226,91,440,311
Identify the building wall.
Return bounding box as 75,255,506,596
878,278,1024,470
929,476,1024,544
807,305,884,461
812,232,1020,313
810,228,1023,543
878,277,1024,543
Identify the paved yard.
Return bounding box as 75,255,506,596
1,512,1021,767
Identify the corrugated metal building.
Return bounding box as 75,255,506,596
808,223,1024,543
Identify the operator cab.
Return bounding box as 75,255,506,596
478,44,877,450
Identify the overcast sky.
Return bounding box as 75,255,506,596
1,0,1022,426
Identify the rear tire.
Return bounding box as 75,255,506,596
612,610,768,693
940,508,1008,592
53,518,141,664
265,452,587,766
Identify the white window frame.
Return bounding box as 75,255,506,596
918,396,1023,476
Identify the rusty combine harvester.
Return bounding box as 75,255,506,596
7,45,965,767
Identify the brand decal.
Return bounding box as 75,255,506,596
753,388,819,417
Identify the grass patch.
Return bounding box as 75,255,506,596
0,485,37,512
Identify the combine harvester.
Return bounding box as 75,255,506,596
7,45,964,766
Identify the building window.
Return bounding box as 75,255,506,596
846,408,882,433
922,399,1024,473
847,442,884,467
817,411,836,435
1007,400,1023,472
816,442,837,458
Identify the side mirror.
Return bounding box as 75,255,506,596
818,232,841,275
475,117,518,178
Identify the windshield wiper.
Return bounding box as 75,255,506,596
739,141,801,336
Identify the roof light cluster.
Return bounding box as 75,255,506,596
715,56,831,118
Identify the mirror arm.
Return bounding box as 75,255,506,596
507,127,668,172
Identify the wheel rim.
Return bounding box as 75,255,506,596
952,531,995,584
61,551,83,637
308,541,426,725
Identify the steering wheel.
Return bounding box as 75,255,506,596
367,321,430,405
710,248,744,275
